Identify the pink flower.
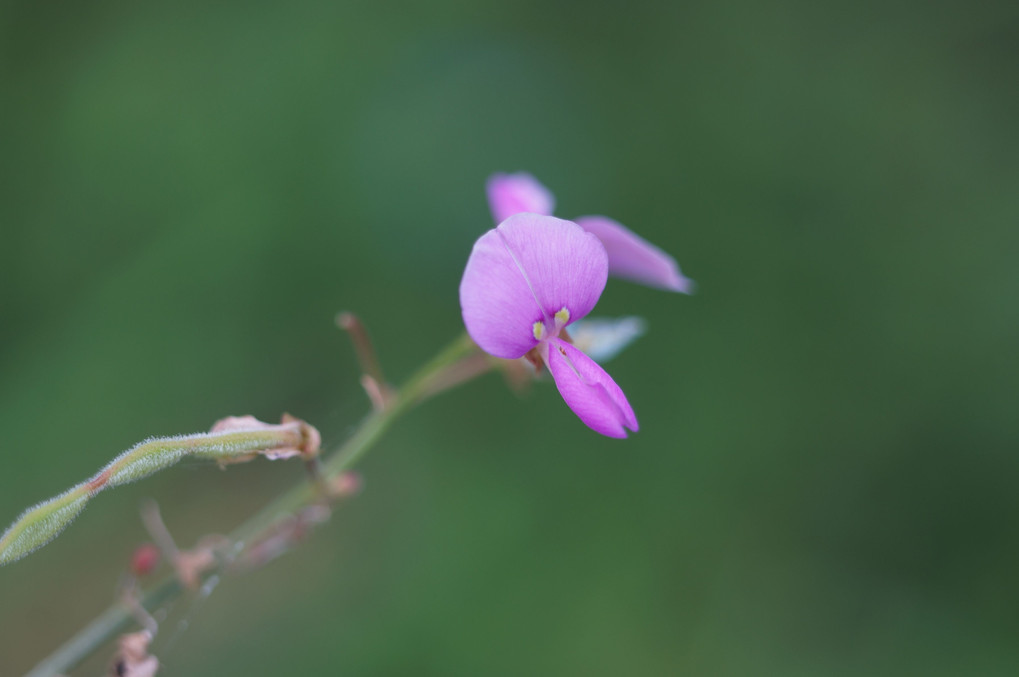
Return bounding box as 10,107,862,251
460,213,639,438
487,172,694,294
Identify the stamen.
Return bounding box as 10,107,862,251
532,322,545,340
554,307,570,328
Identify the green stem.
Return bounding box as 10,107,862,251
26,332,480,677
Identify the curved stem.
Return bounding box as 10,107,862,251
27,332,481,677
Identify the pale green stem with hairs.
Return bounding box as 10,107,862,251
26,331,482,677
1,423,313,566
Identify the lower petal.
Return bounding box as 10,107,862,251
575,215,694,293
544,338,639,438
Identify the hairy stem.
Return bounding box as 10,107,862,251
0,420,317,566
26,332,481,677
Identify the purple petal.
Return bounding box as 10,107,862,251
460,214,608,359
459,228,545,359
574,215,694,293
544,338,639,438
487,172,556,223
496,214,608,327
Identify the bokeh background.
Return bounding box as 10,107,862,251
2,0,1017,674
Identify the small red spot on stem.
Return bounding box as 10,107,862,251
130,543,161,577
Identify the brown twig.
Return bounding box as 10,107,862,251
336,312,394,409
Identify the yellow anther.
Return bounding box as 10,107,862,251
532,322,545,340
554,307,570,325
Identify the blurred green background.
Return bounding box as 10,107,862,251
2,0,1018,674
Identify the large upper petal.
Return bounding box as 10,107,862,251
497,214,608,327
574,215,694,293
487,172,555,223
460,214,608,359
544,338,639,438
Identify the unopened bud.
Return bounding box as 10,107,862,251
111,630,158,677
